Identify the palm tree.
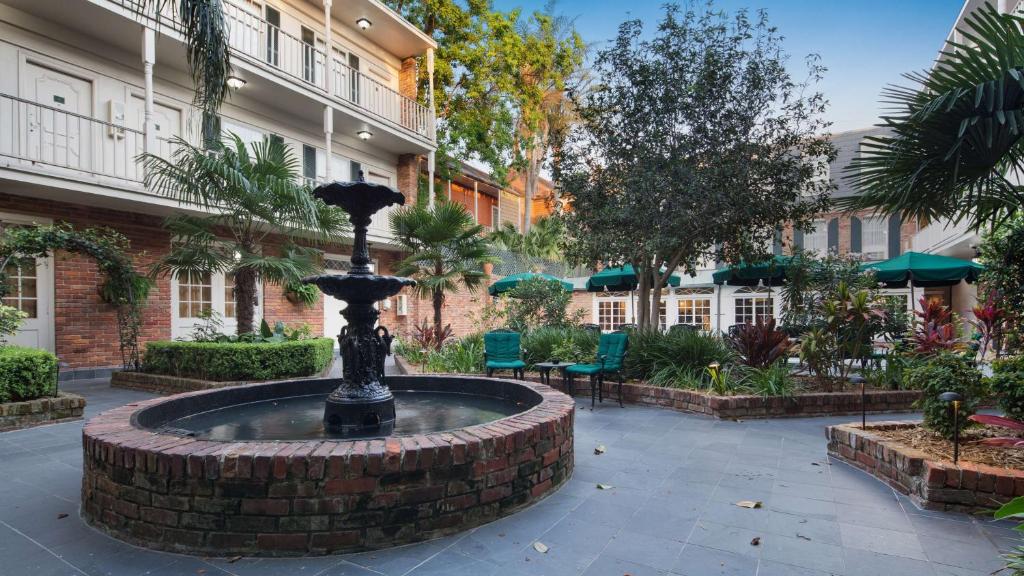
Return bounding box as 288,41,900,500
390,201,495,335
840,4,1024,231
488,216,565,260
141,134,348,334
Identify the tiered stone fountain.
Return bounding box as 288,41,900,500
80,177,575,556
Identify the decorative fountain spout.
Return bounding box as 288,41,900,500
301,173,415,435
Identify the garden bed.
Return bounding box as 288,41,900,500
0,392,86,432
827,422,1024,512
113,356,335,395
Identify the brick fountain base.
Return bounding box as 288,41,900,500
81,375,574,556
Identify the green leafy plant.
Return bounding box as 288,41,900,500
980,215,1024,355
521,326,598,367
0,304,26,345
995,496,1024,576
648,364,705,390
504,276,582,332
284,281,320,308
624,328,734,381
143,338,334,381
424,334,485,373
904,352,985,440
990,356,1024,421
0,346,58,403
744,363,796,399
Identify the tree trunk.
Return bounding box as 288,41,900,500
636,262,650,330
523,142,540,233
432,288,444,337
235,266,259,334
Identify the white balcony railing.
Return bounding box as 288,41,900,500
0,93,145,183
115,0,433,141
912,218,973,253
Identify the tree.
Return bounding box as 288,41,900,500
489,216,566,260
841,4,1024,231
509,3,586,231
979,213,1024,352
504,276,581,332
557,4,834,330
389,201,495,335
141,134,348,334
384,0,522,182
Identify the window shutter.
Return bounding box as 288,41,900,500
773,230,783,256
850,216,862,254
827,218,839,253
793,229,804,251
888,214,902,257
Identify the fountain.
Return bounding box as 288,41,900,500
80,178,575,557
302,176,414,436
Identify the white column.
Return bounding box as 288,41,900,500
323,0,333,97
427,47,437,141
428,151,436,208
323,105,333,181
142,27,156,155
497,190,503,225
473,181,479,223
447,179,452,201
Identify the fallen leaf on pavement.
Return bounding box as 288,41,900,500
734,500,762,509
533,542,549,554
227,556,242,563
750,537,760,546
594,445,606,455
596,483,614,490
57,513,68,519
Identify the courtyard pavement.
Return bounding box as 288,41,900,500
0,378,1016,576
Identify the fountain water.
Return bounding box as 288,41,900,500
301,174,414,435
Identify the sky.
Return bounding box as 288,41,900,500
492,0,965,133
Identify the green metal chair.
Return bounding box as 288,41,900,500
566,331,629,408
483,329,526,379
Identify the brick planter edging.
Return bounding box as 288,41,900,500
81,376,575,556
111,360,335,395
827,422,1024,512
0,392,86,432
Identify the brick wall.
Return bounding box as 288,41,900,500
399,57,418,100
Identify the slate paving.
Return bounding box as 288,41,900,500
0,377,1015,576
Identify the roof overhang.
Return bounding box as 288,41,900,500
329,0,436,59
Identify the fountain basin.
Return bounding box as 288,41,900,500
81,375,575,556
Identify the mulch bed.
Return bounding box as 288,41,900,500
874,424,1024,470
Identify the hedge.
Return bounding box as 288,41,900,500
0,346,59,403
143,338,334,381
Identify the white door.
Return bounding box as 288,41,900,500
322,255,375,348
1,250,54,352
21,62,92,171
130,96,182,160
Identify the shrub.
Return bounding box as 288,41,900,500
522,326,598,367
624,328,734,380
0,346,58,403
991,356,1024,421
728,318,792,369
0,304,27,344
744,363,796,398
425,334,485,373
504,276,582,332
143,338,334,381
904,352,985,440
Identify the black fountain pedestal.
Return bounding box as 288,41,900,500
303,175,414,436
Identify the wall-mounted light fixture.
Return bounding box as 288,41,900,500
357,130,373,141
227,76,247,89
356,17,372,30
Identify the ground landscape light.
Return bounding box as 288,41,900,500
939,391,964,464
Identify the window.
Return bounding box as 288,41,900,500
301,27,317,85
178,272,212,319
803,219,828,255
734,288,773,325
598,301,626,332
224,273,236,319
348,53,361,102
264,6,280,67
658,300,666,329
350,161,362,181
2,258,38,318
862,216,888,260
491,205,500,230
677,292,712,330
303,144,317,184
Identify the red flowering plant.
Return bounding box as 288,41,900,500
969,290,1008,361
912,297,959,355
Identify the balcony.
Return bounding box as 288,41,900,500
0,93,147,185
912,218,976,256
116,0,433,144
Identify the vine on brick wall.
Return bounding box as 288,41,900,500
0,224,150,370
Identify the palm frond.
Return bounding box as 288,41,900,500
841,2,1024,230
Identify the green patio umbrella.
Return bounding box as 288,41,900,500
858,252,984,288
488,272,573,296
712,255,795,287
585,265,681,292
